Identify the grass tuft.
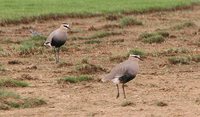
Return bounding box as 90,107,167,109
128,48,146,58
109,55,127,63
0,64,6,71
191,55,200,62
120,17,143,27
172,21,196,30
0,78,29,87
168,56,191,65
139,31,169,44
76,62,106,74
162,48,189,56
58,75,92,83
0,90,46,110
18,35,46,55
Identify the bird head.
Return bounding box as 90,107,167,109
129,54,143,61
61,23,70,30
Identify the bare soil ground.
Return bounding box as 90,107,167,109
0,5,200,117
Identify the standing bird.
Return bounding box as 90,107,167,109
44,23,70,63
102,54,142,99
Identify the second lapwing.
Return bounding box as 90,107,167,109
102,54,142,99
44,23,70,63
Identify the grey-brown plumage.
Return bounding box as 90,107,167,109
102,54,141,99
44,23,70,63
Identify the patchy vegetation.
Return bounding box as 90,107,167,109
172,21,196,30
109,55,127,63
76,62,106,74
161,48,189,56
168,56,191,65
128,48,146,58
0,64,6,72
71,31,121,41
0,78,29,87
139,31,169,44
111,39,124,43
84,40,102,44
168,55,200,64
58,75,92,83
105,14,122,21
120,17,143,27
0,90,46,110
18,35,46,55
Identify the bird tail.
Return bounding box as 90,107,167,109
101,74,111,82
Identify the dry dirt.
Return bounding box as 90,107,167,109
0,5,200,117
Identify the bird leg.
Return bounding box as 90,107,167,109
122,84,126,99
56,48,60,63
54,48,59,63
116,84,120,99
54,48,57,63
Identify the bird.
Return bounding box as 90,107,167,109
102,54,142,99
44,23,70,63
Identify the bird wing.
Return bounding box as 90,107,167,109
102,60,139,82
45,29,58,44
102,61,128,81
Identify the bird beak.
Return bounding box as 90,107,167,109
139,58,143,61
44,42,51,47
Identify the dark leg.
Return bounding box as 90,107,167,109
116,84,120,99
122,84,126,99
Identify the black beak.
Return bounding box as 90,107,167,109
139,58,143,61
64,26,70,30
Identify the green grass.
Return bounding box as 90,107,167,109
120,17,143,27
128,48,146,58
162,48,189,56
0,0,199,24
139,31,169,44
168,55,200,64
18,35,46,55
172,21,196,30
58,75,92,83
0,64,6,71
0,90,46,110
168,56,191,64
0,78,29,87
